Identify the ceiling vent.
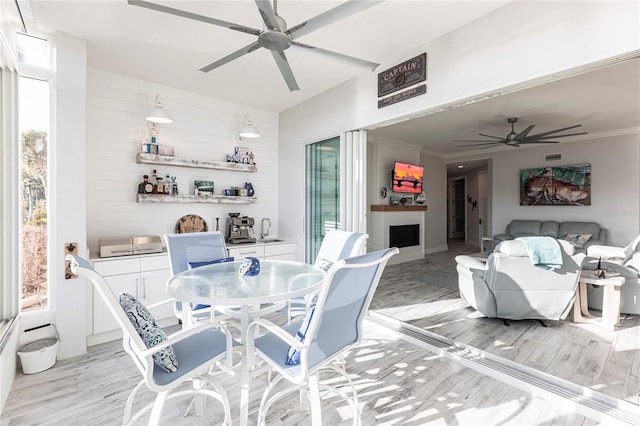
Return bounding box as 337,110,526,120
545,153,562,162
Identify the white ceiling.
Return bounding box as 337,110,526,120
11,1,640,165
20,0,508,112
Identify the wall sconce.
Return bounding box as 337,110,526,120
239,115,260,139
145,94,173,124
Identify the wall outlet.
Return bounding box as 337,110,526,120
167,224,174,233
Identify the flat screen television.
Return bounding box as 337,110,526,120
391,161,424,194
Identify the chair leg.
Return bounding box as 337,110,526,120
149,391,169,426
308,375,323,426
123,380,146,426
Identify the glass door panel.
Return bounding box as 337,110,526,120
305,137,340,263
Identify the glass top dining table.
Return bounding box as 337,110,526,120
166,259,326,307
165,259,326,426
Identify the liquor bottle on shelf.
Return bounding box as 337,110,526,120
164,175,171,194
156,177,164,194
137,175,148,194
171,176,179,195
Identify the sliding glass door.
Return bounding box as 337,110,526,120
305,137,340,263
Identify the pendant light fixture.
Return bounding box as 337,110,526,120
145,94,173,124
239,115,260,139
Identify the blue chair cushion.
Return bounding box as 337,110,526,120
120,293,179,373
285,307,316,365
187,257,234,310
187,257,234,269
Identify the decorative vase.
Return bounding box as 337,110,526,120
245,182,255,197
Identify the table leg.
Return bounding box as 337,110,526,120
240,305,251,426
601,282,622,331
573,282,596,323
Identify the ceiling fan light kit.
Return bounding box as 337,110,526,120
128,0,383,92
455,117,588,148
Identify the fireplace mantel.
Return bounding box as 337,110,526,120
370,205,427,212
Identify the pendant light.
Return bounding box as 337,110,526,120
145,94,173,124
239,115,260,139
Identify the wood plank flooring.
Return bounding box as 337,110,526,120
1,239,637,425
371,239,640,407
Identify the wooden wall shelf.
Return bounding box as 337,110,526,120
370,205,427,212
136,153,257,172
137,194,257,204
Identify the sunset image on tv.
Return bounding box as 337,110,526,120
392,161,424,193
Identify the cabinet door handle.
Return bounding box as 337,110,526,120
142,277,147,299
135,277,140,299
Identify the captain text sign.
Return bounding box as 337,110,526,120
377,53,427,97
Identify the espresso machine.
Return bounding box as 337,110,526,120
226,214,256,244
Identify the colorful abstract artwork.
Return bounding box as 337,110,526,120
520,164,591,206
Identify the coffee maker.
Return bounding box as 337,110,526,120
226,214,256,244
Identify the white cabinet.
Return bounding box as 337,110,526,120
91,253,174,335
264,243,297,260
227,245,265,260
227,241,297,261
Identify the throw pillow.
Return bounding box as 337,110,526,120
563,233,592,248
285,307,316,365
119,293,179,373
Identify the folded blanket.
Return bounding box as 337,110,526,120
516,236,563,269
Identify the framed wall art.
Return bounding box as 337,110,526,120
520,164,591,206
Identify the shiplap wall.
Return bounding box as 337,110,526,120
86,68,279,254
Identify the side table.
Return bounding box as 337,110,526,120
481,236,494,253
572,270,625,331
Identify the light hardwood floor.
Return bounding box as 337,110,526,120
371,239,639,408
1,240,638,425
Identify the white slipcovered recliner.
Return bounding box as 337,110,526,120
455,239,584,321
584,235,640,314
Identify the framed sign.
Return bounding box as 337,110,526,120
378,53,427,97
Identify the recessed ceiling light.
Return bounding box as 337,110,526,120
457,165,464,169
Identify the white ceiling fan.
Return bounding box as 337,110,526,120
455,117,588,148
128,0,383,92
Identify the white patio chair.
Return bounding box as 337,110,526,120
66,255,232,426
287,230,368,322
247,247,399,425
164,231,232,326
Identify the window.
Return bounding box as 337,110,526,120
17,33,50,311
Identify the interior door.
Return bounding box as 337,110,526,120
305,137,340,263
452,178,465,239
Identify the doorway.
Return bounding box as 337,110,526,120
449,177,466,240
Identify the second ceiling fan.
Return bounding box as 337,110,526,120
456,117,588,148
128,0,382,92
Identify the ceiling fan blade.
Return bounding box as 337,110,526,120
287,0,384,40
515,124,536,141
254,0,282,31
526,124,583,139
292,41,379,71
128,0,261,36
477,133,507,141
526,131,589,141
519,140,560,144
456,141,503,147
270,50,300,92
199,41,262,73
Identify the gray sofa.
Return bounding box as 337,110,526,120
494,220,605,253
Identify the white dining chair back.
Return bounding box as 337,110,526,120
66,255,232,426
288,230,368,322
248,247,399,425
164,231,229,322
314,230,368,266
165,231,229,275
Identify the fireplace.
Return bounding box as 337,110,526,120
389,224,419,248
